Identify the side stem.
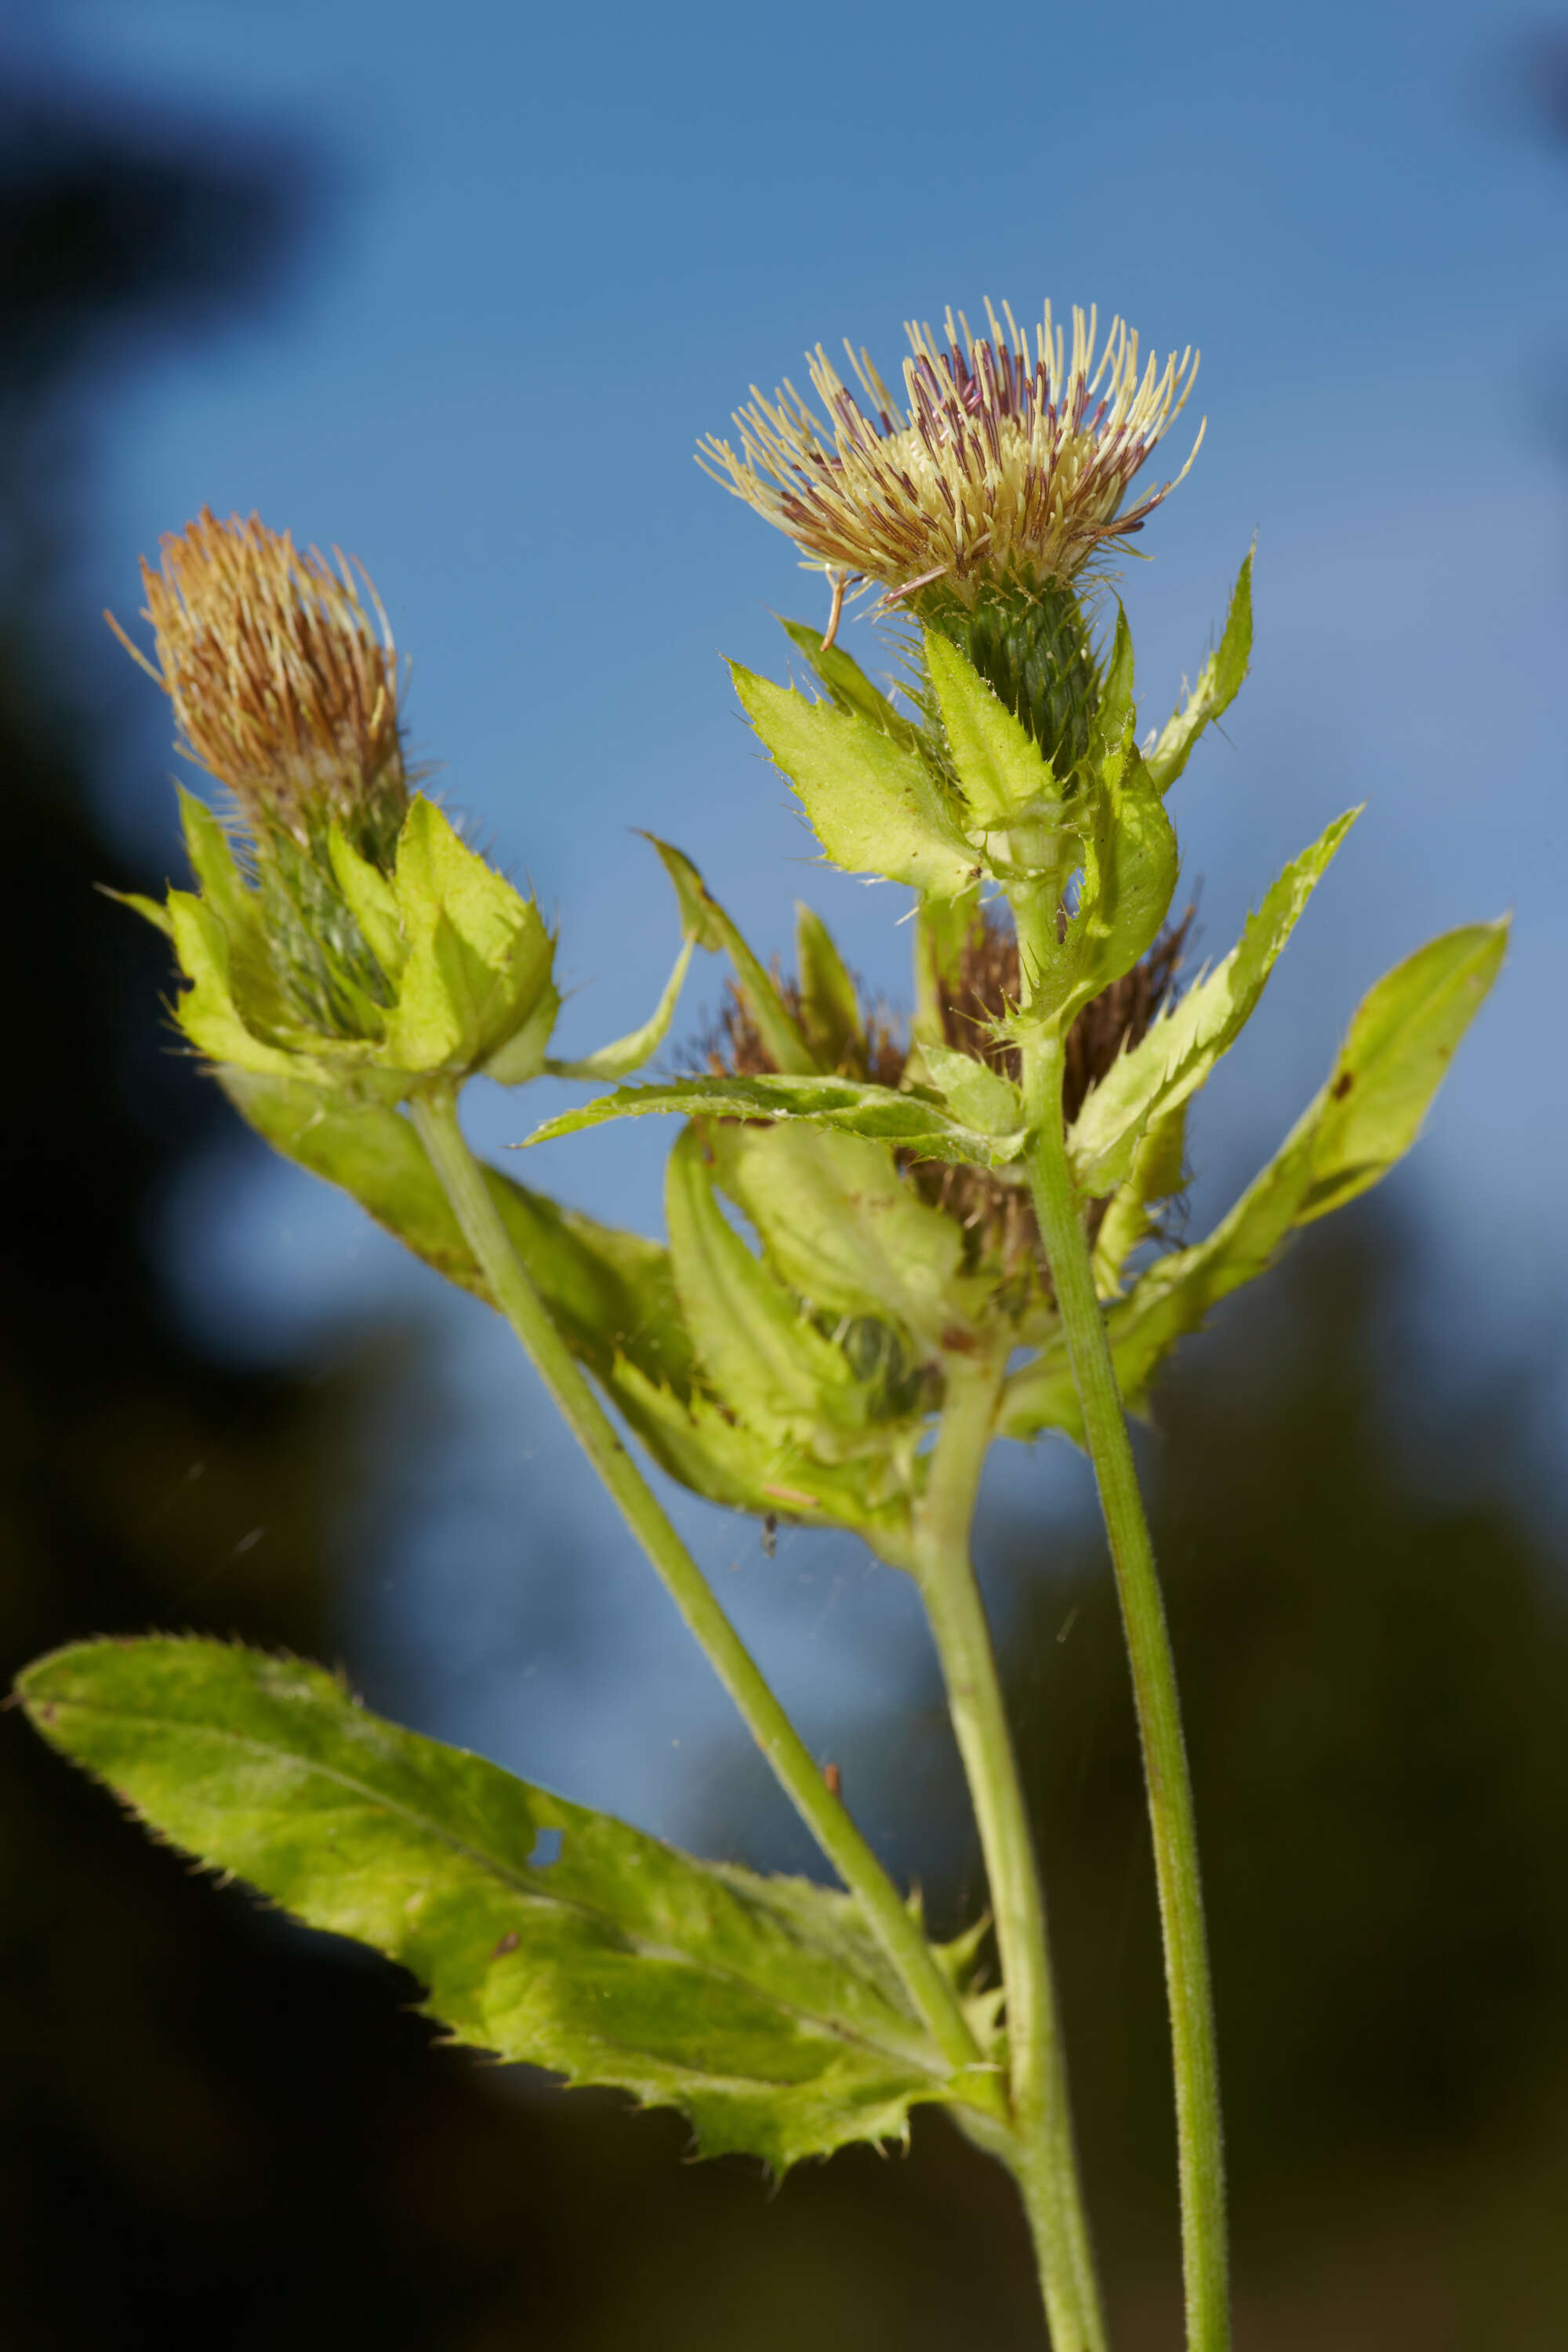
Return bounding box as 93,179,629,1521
409,1081,1004,2124
912,1343,1107,2352
1018,1031,1229,2352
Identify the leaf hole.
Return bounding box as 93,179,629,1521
528,1826,563,1869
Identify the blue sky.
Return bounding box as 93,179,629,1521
16,0,1567,1850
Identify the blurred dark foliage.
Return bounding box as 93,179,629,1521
1486,21,1568,148
3,55,1566,2352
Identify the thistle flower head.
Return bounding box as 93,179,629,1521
699,301,1202,612
109,507,409,869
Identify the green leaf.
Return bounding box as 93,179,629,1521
523,1072,1026,1170
220,1069,695,1398
604,1359,918,1563
173,788,310,1040
1087,604,1137,773
100,884,173,938
481,985,562,1087
641,836,816,1076
923,628,1059,829
918,1043,1022,1138
702,1120,983,1358
1145,550,1253,795
546,936,695,1083
776,618,926,757
1067,808,1359,1195
1091,1099,1188,1301
664,1127,862,1441
384,800,557,1077
1047,738,1179,1022
177,787,256,939
793,904,866,1077
913,887,983,1048
328,825,407,979
1295,918,1508,1222
731,664,980,901
165,891,307,1080
1001,916,1505,1441
18,1639,984,2169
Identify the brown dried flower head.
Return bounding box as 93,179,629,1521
699,301,1203,615
109,508,408,865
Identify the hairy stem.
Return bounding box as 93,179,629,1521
1017,1026,1229,2352
912,1343,1107,2352
409,1082,1004,2123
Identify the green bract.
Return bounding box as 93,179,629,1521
140,789,562,1099
732,660,981,902
19,1639,1002,2171
1144,551,1253,796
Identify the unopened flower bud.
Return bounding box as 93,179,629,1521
109,507,409,873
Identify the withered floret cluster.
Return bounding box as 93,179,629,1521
699,904,1192,1290
109,507,410,871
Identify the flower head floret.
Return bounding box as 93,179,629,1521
699,302,1202,612
109,508,409,869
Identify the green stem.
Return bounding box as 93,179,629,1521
409,1081,1004,2126
1018,1030,1229,2352
911,1343,1107,2352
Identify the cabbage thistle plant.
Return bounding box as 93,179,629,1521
18,303,1505,2352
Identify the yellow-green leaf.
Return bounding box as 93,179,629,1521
732,665,979,901
923,628,1059,829
1145,549,1253,795
18,1638,980,2170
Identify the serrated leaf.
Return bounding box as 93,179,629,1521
1045,739,1179,1022
1145,550,1253,795
732,664,979,900
384,800,557,1076
923,629,1059,829
1001,917,1504,1441
776,618,926,756
665,1127,862,1439
18,1639,982,2169
173,788,309,1036
523,1073,1026,1170
641,836,816,1076
793,904,866,1076
605,1359,917,1563
702,1120,982,1358
220,1069,695,1398
177,788,255,938
1068,808,1358,1195
165,891,308,1080
1087,605,1137,772
919,1043,1022,1138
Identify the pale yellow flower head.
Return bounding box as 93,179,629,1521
699,301,1203,613
109,507,408,863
